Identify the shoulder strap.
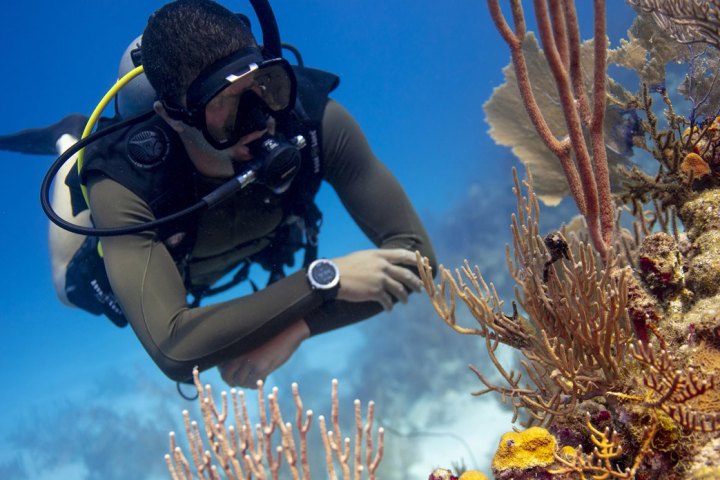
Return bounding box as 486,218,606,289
285,66,339,266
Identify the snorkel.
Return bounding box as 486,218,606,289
40,0,303,237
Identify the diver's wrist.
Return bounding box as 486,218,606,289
306,259,341,302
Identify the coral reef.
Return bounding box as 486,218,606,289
420,1,720,478
166,368,383,480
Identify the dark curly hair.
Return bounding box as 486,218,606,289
141,0,257,104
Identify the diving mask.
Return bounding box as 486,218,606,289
162,47,297,150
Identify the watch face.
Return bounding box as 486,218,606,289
310,260,338,288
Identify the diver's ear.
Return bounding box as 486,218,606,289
154,101,185,133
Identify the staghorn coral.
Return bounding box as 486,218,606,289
165,368,383,480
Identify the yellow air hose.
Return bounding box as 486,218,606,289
77,64,146,203
75,65,145,256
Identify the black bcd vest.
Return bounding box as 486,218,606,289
65,66,339,327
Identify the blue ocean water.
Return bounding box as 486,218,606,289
0,1,635,478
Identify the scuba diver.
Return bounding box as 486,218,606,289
0,0,436,388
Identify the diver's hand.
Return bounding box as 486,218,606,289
219,319,310,388
332,248,423,311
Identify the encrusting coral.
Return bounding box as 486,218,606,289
419,0,720,478
491,427,556,477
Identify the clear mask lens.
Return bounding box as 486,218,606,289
203,62,293,146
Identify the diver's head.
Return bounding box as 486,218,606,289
141,0,258,106
141,0,302,186
142,0,296,153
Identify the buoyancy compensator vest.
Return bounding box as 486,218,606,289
65,65,339,327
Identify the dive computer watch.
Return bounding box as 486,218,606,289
306,258,340,301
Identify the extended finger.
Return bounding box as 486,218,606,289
386,264,423,293
384,275,409,303
376,291,394,311
379,248,420,267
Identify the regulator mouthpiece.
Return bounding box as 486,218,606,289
247,133,305,193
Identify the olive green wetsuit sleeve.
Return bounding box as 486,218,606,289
303,100,436,334
87,177,324,381
87,99,435,382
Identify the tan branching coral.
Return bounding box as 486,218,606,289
617,84,720,220
418,169,633,427
165,368,384,480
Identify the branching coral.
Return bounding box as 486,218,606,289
418,168,720,474
549,413,658,479
165,368,383,480
617,84,720,231
483,33,633,208
610,9,720,223
622,342,720,432
418,169,633,428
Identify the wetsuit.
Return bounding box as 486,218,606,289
86,99,436,381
